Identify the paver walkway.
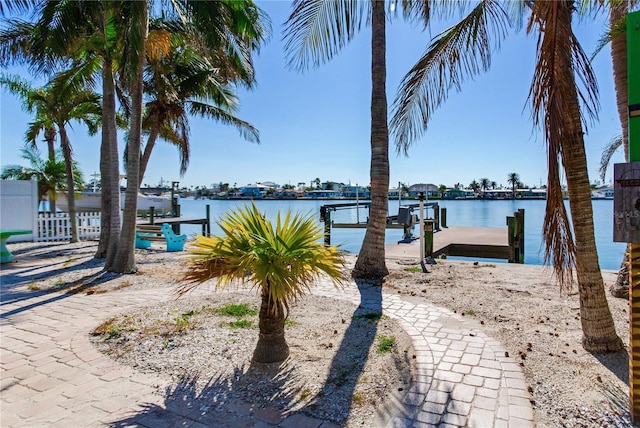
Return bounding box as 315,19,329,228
1,266,534,427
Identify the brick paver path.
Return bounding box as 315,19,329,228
1,270,534,427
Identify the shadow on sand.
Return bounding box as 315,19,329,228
108,279,396,427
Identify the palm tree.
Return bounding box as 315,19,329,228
0,1,128,259
284,0,438,280
390,0,623,352
137,21,259,186
595,2,633,299
111,0,267,273
1,146,84,204
0,74,101,242
507,172,520,199
179,202,346,363
479,177,491,198
469,179,480,196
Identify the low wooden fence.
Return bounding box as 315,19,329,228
36,212,101,242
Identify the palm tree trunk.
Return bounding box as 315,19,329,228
139,127,159,189
558,1,622,352
610,2,630,296
252,287,289,363
352,0,389,281
58,126,79,243
110,1,149,273
44,128,57,214
97,59,121,261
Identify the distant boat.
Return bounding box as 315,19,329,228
591,187,614,200
54,191,173,213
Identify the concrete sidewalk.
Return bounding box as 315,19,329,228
1,266,534,427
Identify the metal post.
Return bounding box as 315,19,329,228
324,209,331,247
149,206,155,225
628,10,640,424
419,192,425,262
205,204,210,236
356,184,360,224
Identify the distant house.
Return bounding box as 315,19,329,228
516,188,547,199
443,188,475,199
408,183,439,198
305,190,342,199
240,183,269,198
259,181,278,189
483,189,513,199
591,186,613,199
388,187,406,200
342,184,369,199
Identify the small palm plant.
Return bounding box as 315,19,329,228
179,202,346,363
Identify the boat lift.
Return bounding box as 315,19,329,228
319,201,444,246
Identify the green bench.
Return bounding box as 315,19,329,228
0,229,32,263
135,224,187,252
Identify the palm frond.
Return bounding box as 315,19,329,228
188,101,260,143
389,0,510,154
283,0,367,72
178,202,346,313
599,134,623,183
592,13,626,61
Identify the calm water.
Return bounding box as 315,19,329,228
176,198,625,271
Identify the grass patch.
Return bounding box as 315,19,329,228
214,303,257,318
227,319,253,329
403,266,422,272
91,317,122,340
284,317,296,327
353,312,383,322
376,335,396,354
62,258,76,268
173,311,197,332
27,282,41,291
299,387,312,401
353,392,366,405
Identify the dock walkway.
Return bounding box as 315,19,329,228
386,226,512,261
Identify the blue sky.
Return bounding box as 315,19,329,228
0,1,625,190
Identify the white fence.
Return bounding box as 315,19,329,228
36,212,101,242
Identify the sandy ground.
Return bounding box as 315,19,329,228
1,239,633,427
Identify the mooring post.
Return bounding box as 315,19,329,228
517,208,525,263
441,207,447,228
424,220,434,257
434,204,440,231
205,204,210,236
149,206,155,225
323,209,331,246
507,215,515,263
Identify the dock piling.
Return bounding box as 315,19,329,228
441,207,447,228
424,220,434,257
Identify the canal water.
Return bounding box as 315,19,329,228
177,198,624,271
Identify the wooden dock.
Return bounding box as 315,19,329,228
136,204,211,236
385,226,513,261
320,202,524,263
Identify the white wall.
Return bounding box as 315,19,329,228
0,178,38,241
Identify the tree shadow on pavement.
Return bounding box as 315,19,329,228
107,279,390,427
304,278,384,425
108,365,302,427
